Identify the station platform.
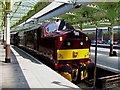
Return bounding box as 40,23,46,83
90,46,120,73
0,43,80,89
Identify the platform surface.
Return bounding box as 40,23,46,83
0,44,80,89
0,45,29,89
90,46,120,73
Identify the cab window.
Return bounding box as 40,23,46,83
46,22,57,32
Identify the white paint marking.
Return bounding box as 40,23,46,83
97,64,120,73
11,46,42,64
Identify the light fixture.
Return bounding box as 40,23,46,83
80,42,83,45
67,42,71,46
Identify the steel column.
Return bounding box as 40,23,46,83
93,23,98,90
5,13,11,63
5,0,12,63
109,25,117,56
109,25,113,56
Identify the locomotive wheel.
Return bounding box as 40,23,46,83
72,69,79,82
59,72,72,81
72,68,84,84
72,64,88,83
87,62,94,79
59,65,72,81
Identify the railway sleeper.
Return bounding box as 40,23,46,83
83,74,120,89
96,74,120,89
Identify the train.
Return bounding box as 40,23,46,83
11,19,94,82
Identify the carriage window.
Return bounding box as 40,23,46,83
46,23,57,32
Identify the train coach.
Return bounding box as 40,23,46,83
11,19,94,82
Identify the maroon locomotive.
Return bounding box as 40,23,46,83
11,19,94,82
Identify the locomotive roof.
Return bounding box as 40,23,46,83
26,21,53,30
29,24,41,30
21,20,75,33
23,21,55,32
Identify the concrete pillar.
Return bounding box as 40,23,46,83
5,13,11,63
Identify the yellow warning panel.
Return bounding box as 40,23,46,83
57,49,89,60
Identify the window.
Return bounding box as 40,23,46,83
56,20,75,31
46,22,57,32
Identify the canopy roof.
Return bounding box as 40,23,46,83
0,0,119,31
52,2,120,29
0,0,50,30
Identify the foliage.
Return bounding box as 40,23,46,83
56,2,120,29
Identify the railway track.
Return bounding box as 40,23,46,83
77,67,120,90
96,74,120,89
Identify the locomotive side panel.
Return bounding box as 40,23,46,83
10,34,15,45
25,30,35,49
38,29,56,60
10,33,19,46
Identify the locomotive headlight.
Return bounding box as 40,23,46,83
59,37,63,41
80,42,83,45
86,37,88,41
67,42,71,46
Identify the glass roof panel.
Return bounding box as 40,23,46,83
11,13,26,16
17,6,33,10
20,2,33,7
27,2,35,6
0,0,52,30
9,0,41,28
11,18,21,20
15,8,30,13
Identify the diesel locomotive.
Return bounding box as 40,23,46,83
11,19,94,82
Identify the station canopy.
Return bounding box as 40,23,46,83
0,0,50,30
0,0,120,32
